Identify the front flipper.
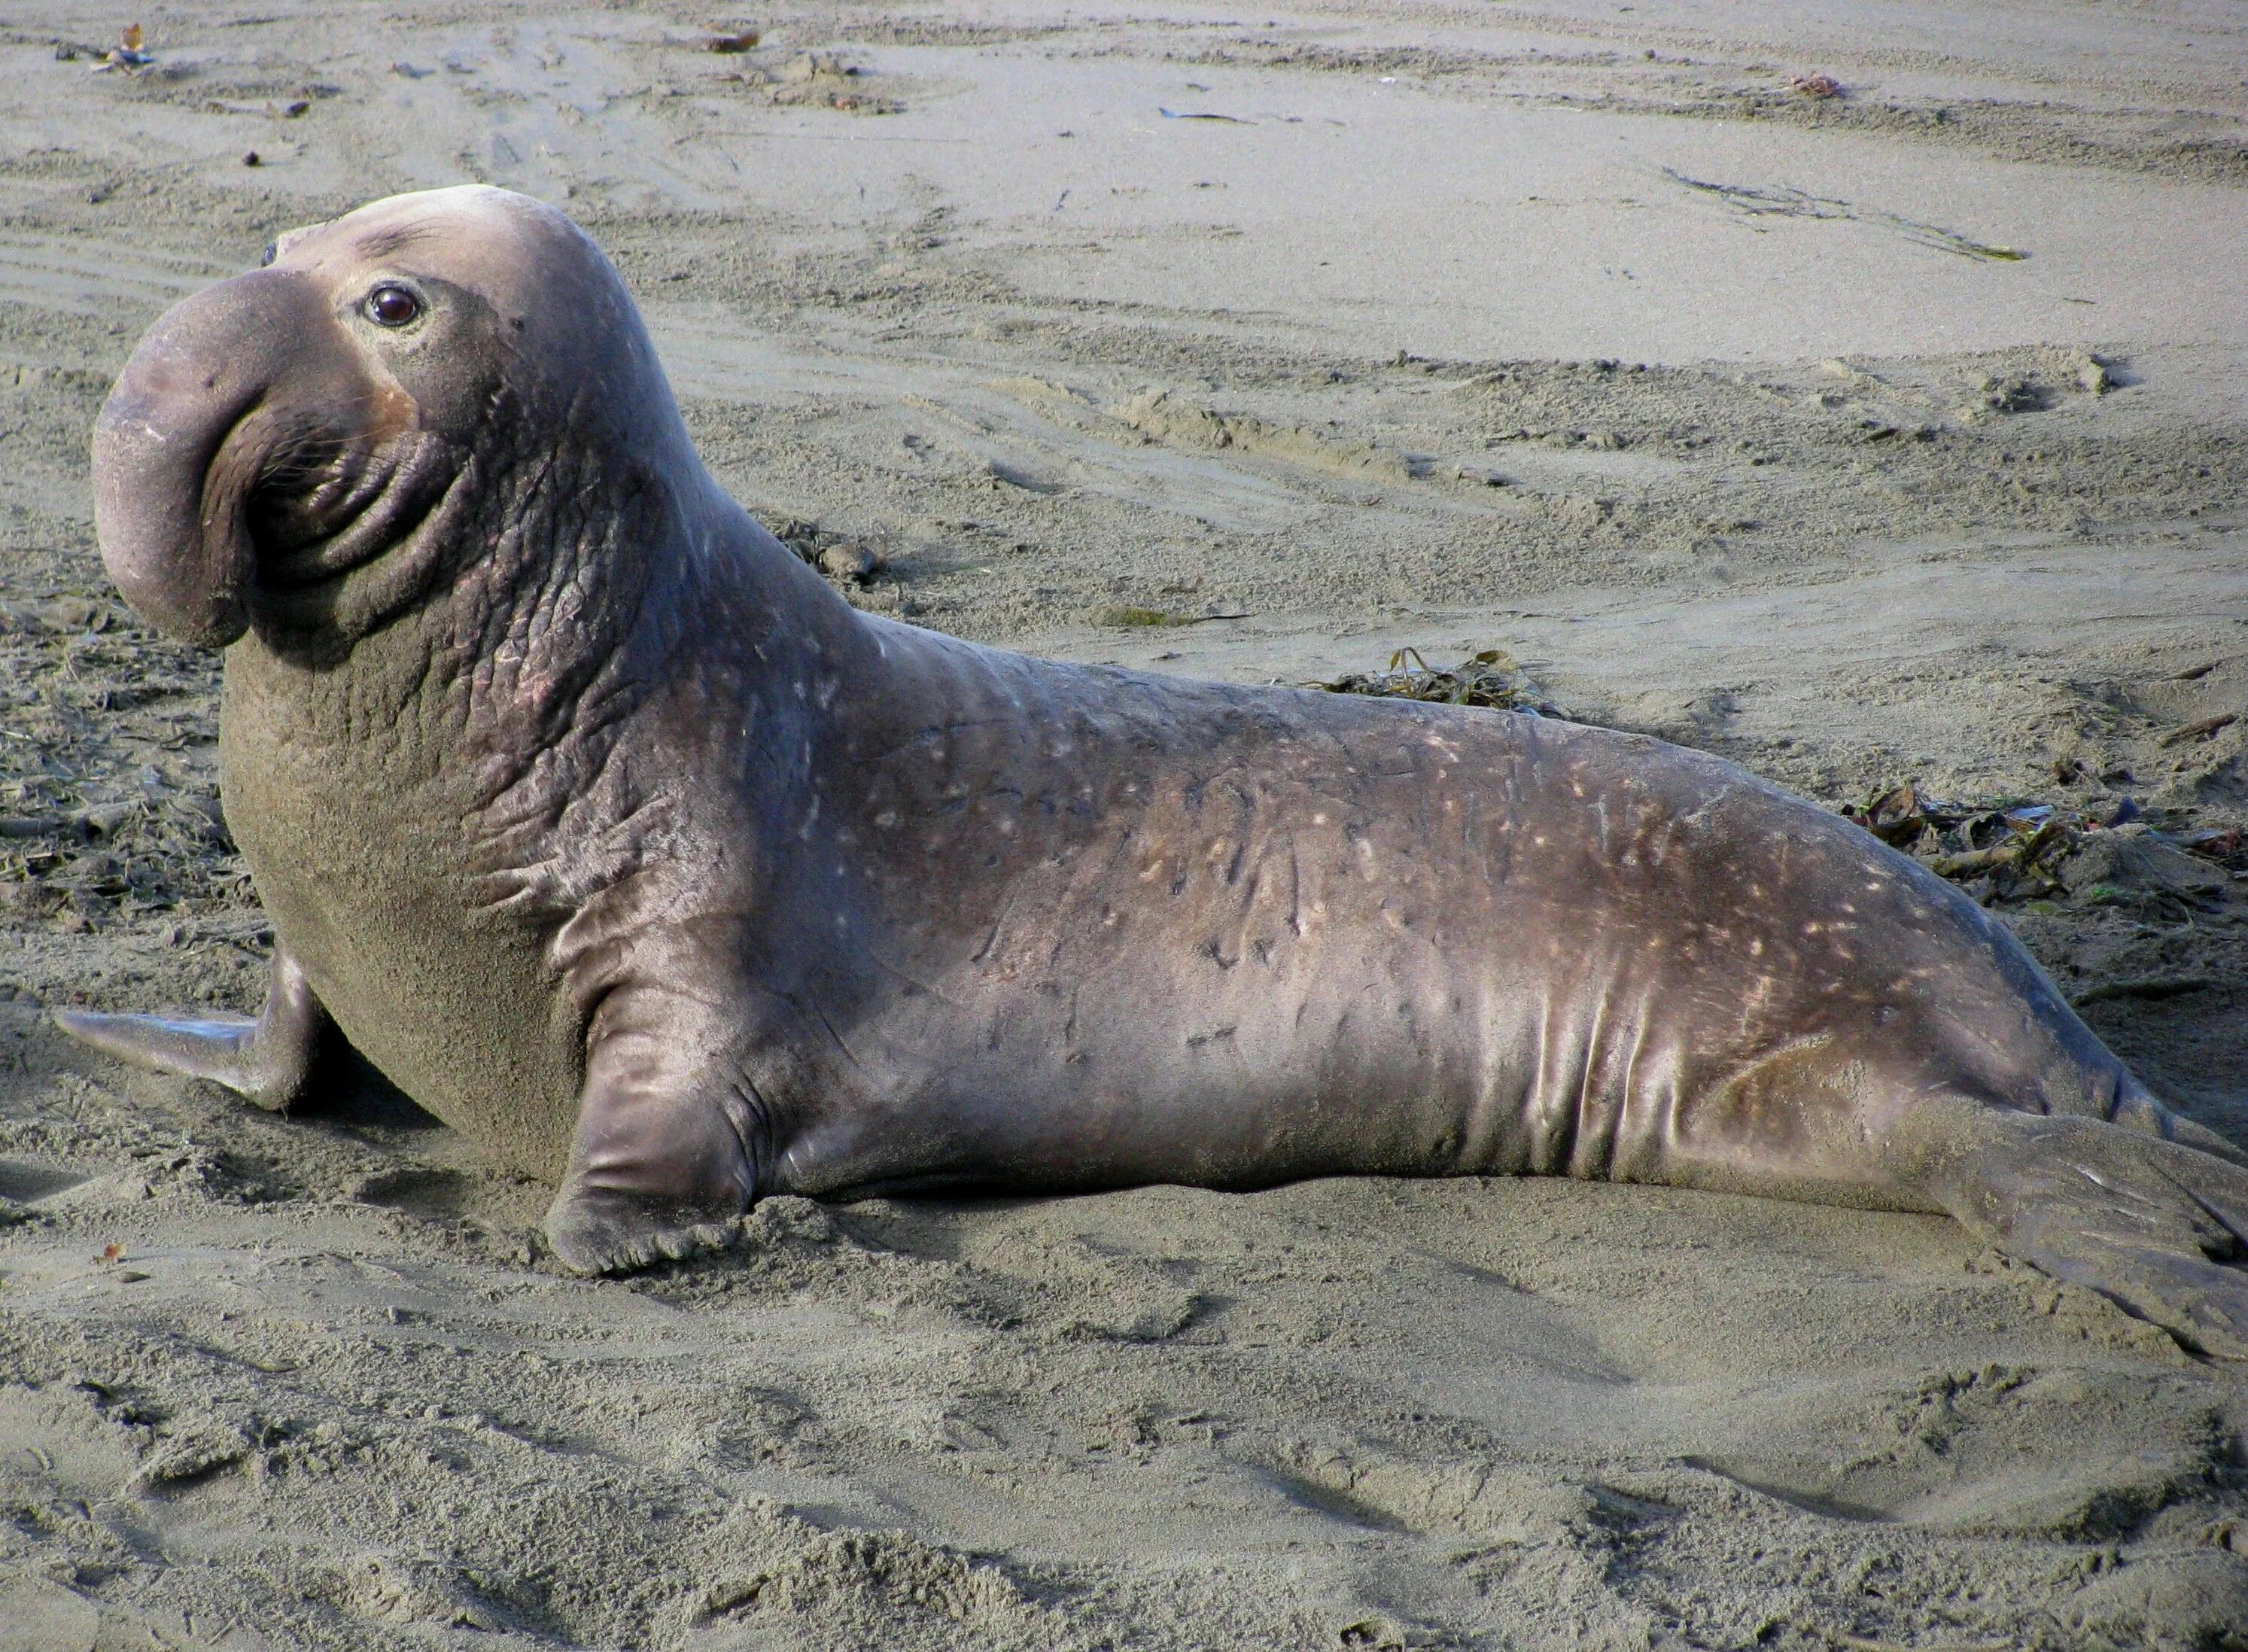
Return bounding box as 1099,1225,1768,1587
53,944,331,1112
1931,1108,2248,1359
543,981,767,1274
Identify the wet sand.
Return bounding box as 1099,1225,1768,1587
2,3,2246,1647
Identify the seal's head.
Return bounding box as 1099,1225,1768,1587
93,186,693,649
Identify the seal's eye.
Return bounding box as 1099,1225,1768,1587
366,284,421,327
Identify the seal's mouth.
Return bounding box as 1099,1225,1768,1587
245,427,387,577
230,415,451,598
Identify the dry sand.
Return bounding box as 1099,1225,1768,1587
4,2,2248,1647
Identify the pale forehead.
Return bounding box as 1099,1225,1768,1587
266,186,576,290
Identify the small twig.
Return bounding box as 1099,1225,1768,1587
2071,975,2214,1006
2156,711,2238,748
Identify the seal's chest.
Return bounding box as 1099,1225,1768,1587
220,722,584,1178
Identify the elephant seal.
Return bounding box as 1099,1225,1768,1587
59,187,2248,1356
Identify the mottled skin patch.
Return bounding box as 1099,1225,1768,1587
56,187,2248,1358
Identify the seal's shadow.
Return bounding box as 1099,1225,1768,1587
294,1040,446,1133
292,1043,550,1228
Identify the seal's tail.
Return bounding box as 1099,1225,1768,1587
1929,1100,2248,1359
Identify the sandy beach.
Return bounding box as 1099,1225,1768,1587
2,2,2246,1647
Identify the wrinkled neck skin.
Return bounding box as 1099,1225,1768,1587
233,392,841,862
217,395,860,1169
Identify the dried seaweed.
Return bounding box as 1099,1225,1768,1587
765,517,889,587
1843,783,2091,899
1663,169,2026,262
1842,780,2242,908
1312,648,1577,719
1093,605,1248,628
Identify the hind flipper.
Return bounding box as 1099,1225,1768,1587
53,945,330,1112
1932,1108,2248,1359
